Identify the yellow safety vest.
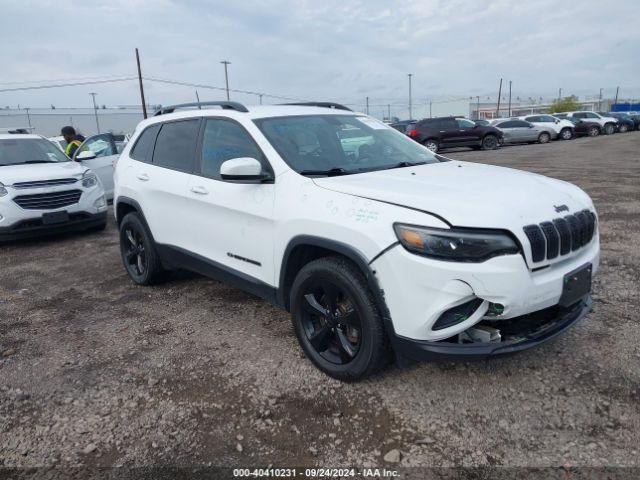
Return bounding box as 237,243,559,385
65,139,82,158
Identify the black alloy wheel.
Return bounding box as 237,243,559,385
119,212,165,285
123,226,147,278
290,257,389,380
482,135,499,150
300,280,362,365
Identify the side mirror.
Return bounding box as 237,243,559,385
75,150,97,161
220,157,270,182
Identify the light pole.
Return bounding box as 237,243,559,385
599,88,603,111
221,60,231,100
25,107,32,129
508,80,512,117
366,96,369,115
89,92,100,133
476,96,480,119
407,73,413,120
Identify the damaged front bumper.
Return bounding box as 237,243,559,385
392,296,592,361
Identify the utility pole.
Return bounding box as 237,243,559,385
259,94,263,105
476,96,480,119
221,60,231,100
558,87,562,100
25,107,31,129
508,80,512,117
89,92,100,134
195,90,201,109
387,104,391,121
429,100,432,118
366,96,369,115
408,73,413,120
135,48,147,119
496,78,503,118
598,88,603,111
614,86,619,106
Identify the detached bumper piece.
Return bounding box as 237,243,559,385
394,296,592,361
0,211,107,242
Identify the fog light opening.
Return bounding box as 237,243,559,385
486,302,505,317
432,297,484,331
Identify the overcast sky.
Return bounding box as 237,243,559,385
1,0,639,118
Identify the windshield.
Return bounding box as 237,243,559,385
0,138,70,166
254,114,439,175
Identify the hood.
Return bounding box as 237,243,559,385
313,160,593,229
0,161,86,186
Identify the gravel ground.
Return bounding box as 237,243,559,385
1,131,639,471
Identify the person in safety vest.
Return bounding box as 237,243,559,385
61,126,85,158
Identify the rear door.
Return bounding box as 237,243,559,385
75,133,118,199
512,120,538,141
454,118,481,145
183,118,276,285
496,120,518,142
140,119,201,251
438,119,459,146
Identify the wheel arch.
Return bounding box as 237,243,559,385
115,196,145,227
277,235,396,334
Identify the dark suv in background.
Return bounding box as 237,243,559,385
407,117,503,152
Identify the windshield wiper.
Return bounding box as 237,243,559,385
299,167,352,177
1,160,61,166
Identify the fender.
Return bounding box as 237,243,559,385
115,196,146,225
278,235,399,346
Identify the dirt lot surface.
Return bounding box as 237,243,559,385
1,131,639,472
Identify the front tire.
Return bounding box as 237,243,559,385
618,124,629,133
290,257,389,380
119,212,165,285
559,128,573,140
603,123,615,135
537,132,551,144
481,134,499,150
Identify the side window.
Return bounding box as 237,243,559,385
513,121,530,128
456,119,475,129
540,115,555,122
525,116,538,122
130,125,160,162
440,119,457,130
497,121,515,128
573,112,586,119
152,120,200,173
76,133,117,158
585,112,599,119
200,119,264,179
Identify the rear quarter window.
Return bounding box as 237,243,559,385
130,124,160,162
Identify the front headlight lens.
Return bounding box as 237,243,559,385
0,183,7,197
394,224,519,262
82,171,98,188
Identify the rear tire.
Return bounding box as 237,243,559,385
588,126,600,137
481,134,499,150
537,132,551,144
618,124,629,133
559,128,573,140
119,212,165,285
290,256,390,381
423,139,439,152
603,123,615,135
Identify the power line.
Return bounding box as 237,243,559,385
0,77,137,93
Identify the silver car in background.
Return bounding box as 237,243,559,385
492,119,555,144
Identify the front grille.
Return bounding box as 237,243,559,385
12,178,78,189
523,210,596,263
13,190,82,210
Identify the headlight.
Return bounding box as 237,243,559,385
82,171,98,188
394,223,520,262
0,182,7,197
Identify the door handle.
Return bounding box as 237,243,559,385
136,173,149,181
190,186,209,195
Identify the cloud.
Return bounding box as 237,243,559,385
1,0,638,117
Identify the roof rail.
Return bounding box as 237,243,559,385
154,101,249,116
280,102,352,111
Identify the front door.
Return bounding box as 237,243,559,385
183,118,276,286
453,118,481,145
75,133,118,199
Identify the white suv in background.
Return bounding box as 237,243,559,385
558,111,618,135
114,101,599,380
518,114,575,140
0,134,107,241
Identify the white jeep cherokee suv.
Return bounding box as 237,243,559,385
0,134,107,241
114,101,599,380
